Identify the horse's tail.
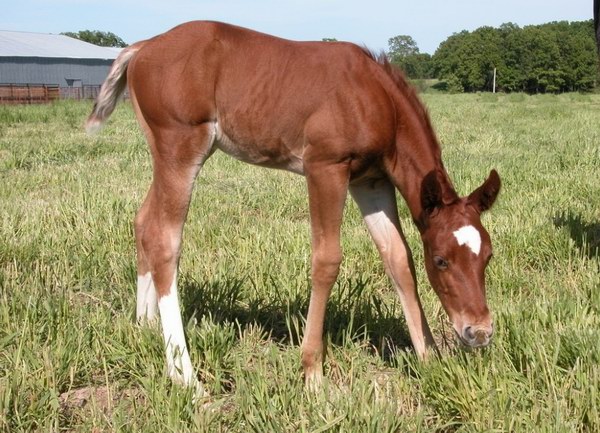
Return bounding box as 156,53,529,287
85,43,144,134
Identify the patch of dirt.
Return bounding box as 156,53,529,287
59,385,146,429
60,386,108,414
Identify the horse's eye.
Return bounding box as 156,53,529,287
433,255,448,270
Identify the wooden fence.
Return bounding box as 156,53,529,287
0,84,102,104
60,85,102,101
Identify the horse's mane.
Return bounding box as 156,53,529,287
360,48,434,132
360,48,453,194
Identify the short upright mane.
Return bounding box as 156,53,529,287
361,48,434,132
360,48,457,210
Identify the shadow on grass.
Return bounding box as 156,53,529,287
553,211,600,259
178,274,413,364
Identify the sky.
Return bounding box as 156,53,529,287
1,0,593,54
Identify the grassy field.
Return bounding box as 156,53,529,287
0,93,599,432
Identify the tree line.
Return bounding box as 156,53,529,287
388,20,599,93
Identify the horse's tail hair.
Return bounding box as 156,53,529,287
85,43,143,135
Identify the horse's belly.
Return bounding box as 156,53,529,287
213,122,304,175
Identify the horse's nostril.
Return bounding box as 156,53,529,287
463,325,475,340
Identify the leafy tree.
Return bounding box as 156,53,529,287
401,53,433,79
472,26,505,91
555,20,598,91
322,38,338,42
62,30,128,47
519,25,563,93
387,35,432,79
432,31,471,87
388,35,419,60
497,23,525,91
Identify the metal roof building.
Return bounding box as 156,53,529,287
0,30,118,87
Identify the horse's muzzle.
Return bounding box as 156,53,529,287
459,324,493,348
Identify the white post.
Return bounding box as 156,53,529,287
493,67,497,93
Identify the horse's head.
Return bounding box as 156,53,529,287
418,169,501,348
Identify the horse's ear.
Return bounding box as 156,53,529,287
467,169,501,213
421,170,443,216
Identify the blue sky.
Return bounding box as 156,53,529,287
2,0,592,54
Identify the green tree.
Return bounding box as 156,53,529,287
497,23,525,91
552,20,598,91
432,30,472,88
400,53,433,79
519,25,563,93
62,30,128,47
387,35,432,79
472,26,505,91
388,35,419,60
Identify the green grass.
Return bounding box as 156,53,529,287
1,93,599,432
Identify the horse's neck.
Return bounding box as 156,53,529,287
384,130,452,222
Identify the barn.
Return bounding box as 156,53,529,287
0,30,119,103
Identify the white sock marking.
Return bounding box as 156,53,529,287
158,274,196,387
136,272,158,321
453,225,481,255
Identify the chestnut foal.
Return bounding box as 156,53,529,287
87,21,501,396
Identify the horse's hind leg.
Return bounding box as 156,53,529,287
134,121,215,395
135,192,158,322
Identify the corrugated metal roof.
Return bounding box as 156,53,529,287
0,30,119,59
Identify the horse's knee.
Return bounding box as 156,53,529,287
311,250,342,286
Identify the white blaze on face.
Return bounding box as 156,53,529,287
453,225,482,255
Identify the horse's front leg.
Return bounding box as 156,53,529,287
301,161,350,389
350,178,437,359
